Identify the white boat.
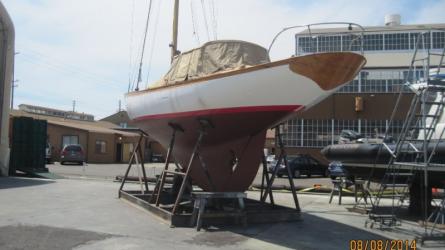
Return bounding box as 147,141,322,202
127,40,365,191
126,1,366,192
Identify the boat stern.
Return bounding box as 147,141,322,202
289,52,366,91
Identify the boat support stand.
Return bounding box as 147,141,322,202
150,119,217,215
260,124,301,211
118,122,302,227
119,131,150,195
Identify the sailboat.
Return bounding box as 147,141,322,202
126,0,366,192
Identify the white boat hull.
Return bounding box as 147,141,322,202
126,52,366,191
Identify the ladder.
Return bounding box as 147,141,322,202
366,30,445,229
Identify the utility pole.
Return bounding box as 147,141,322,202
118,100,122,112
72,100,76,112
10,80,18,109
11,51,19,109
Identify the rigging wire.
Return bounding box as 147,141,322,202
134,0,153,91
200,0,211,41
190,0,201,46
209,0,218,40
145,0,162,87
127,0,136,93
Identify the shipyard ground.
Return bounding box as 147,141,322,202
1,175,444,250
46,162,333,188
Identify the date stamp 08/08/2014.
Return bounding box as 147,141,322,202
349,239,417,250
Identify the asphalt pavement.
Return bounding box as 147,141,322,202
1,177,440,250
46,162,333,190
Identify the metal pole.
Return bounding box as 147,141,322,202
277,129,300,211
261,152,274,205
138,141,149,193
171,0,180,63
172,131,204,214
119,134,144,192
154,128,178,205
10,80,17,109
10,52,19,109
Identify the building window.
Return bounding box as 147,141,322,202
119,122,128,128
410,32,431,50
337,69,410,93
282,119,404,148
342,34,362,51
384,33,409,50
403,69,425,83
296,30,443,56
95,140,107,154
318,35,341,52
297,36,317,54
62,135,78,147
432,31,445,49
363,34,384,51
338,78,360,93
281,119,302,147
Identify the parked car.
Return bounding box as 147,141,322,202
268,154,328,178
60,144,85,165
45,142,52,164
266,154,275,165
150,154,165,163
339,129,395,144
327,161,348,179
338,130,363,144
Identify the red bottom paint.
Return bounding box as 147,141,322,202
134,105,303,192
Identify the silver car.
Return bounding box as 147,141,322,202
60,144,85,165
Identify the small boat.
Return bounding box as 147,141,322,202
321,142,445,165
126,1,366,192
321,71,445,187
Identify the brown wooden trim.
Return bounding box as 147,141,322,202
127,52,366,96
289,53,366,91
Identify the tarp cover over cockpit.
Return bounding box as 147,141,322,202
151,40,270,88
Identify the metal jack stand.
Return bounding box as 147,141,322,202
418,191,445,245
118,122,302,228
119,131,149,195
151,119,216,215
149,122,184,205
261,125,300,211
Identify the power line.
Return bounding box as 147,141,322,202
17,47,121,85
18,54,123,90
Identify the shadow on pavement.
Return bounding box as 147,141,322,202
0,177,55,189
0,224,111,250
187,212,390,250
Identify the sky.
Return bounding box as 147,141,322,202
2,0,445,119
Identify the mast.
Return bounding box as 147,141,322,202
170,0,179,63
